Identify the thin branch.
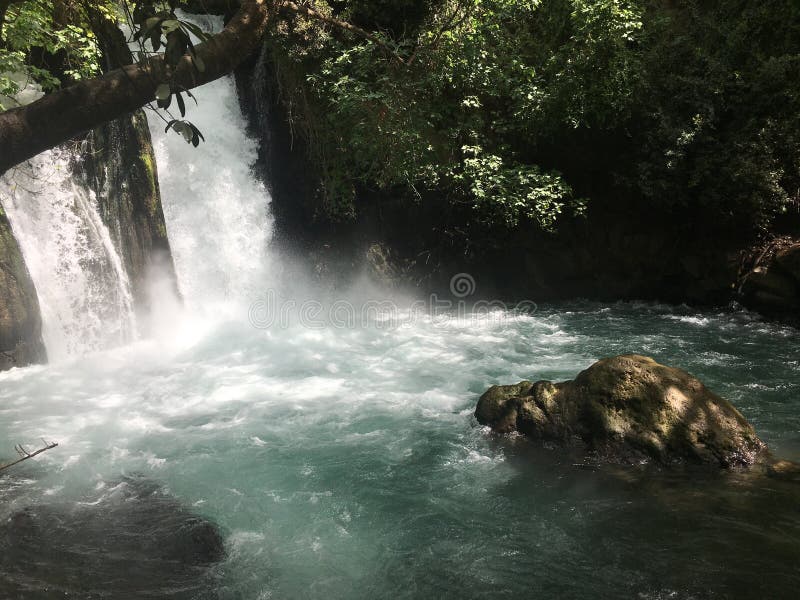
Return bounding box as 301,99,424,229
0,440,59,473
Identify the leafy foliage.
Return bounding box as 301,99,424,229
267,0,640,229
1,0,797,238
632,0,800,232
124,1,212,145
0,1,211,143
0,0,115,106
266,0,800,238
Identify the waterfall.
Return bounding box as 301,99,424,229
0,148,137,360
0,14,271,364
146,15,273,313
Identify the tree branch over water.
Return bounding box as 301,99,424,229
0,0,271,174
0,0,405,174
282,2,403,63
0,440,58,473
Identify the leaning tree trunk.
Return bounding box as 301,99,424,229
0,0,270,174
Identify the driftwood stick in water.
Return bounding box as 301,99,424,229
0,440,58,473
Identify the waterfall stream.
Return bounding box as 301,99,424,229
146,14,273,315
0,147,136,360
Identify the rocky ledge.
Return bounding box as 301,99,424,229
476,354,770,468
740,240,800,323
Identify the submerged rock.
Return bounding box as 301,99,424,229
0,475,225,598
766,459,800,482
476,354,768,468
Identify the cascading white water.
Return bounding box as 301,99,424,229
0,147,136,360
146,15,273,314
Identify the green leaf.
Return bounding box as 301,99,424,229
161,19,181,34
188,123,205,143
155,84,171,101
142,17,163,37
165,30,189,67
181,21,212,42
150,29,161,52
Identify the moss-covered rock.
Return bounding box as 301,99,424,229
75,109,179,328
476,354,768,468
73,22,179,329
0,211,46,370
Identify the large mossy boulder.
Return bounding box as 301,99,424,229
476,354,767,468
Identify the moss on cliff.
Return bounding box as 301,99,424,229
76,109,179,328
0,211,46,370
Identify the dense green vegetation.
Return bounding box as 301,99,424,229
264,0,800,238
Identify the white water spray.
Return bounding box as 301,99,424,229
0,148,136,360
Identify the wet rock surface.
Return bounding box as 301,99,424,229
0,475,225,599
0,208,46,371
740,240,800,323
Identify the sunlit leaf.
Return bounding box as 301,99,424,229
155,83,171,101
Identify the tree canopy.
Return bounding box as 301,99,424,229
263,0,800,238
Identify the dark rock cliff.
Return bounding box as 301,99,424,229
234,46,793,315
75,22,180,327
76,109,179,326
0,207,46,370
0,22,177,371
